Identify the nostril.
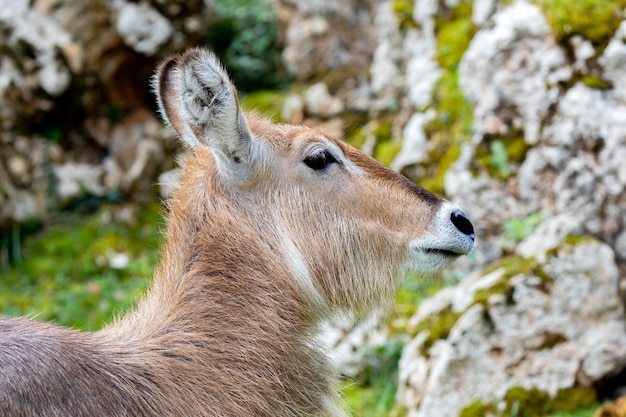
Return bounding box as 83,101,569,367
451,210,475,238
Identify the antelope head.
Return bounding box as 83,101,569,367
155,48,474,321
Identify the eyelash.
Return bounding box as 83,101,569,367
303,148,337,171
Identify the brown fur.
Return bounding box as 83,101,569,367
0,48,473,416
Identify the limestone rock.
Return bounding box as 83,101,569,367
459,1,570,145
304,83,344,118
113,0,173,56
279,0,375,80
0,0,214,227
397,240,626,417
0,0,73,131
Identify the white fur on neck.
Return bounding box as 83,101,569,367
276,223,331,320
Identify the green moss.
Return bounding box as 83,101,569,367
503,212,544,244
581,75,611,90
434,0,473,32
474,133,530,180
545,235,598,258
345,125,368,150
459,400,498,417
561,235,597,246
411,307,464,354
419,71,473,195
482,255,544,280
239,90,287,121
504,386,550,416
537,332,567,350
471,255,552,309
503,386,597,417
390,279,446,335
374,141,403,167
459,387,599,417
393,0,417,31
345,115,400,167
472,277,514,308
436,16,474,70
534,0,626,45
390,0,476,195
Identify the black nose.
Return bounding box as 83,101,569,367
451,210,474,239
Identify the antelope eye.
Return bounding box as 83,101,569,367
303,148,337,171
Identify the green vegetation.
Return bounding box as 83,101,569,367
207,0,285,92
459,386,597,417
460,400,498,417
503,212,544,244
407,255,550,358
418,0,475,195
239,90,287,121
411,305,463,354
345,115,404,168
481,254,548,282
581,75,611,90
343,338,405,417
0,202,163,330
474,134,530,181
393,0,418,32
533,0,626,45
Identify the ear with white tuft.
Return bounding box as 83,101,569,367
154,48,254,170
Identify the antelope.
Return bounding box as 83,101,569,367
0,48,474,416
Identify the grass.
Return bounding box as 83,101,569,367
0,201,164,330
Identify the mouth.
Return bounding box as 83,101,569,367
423,248,466,258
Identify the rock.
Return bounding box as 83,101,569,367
304,83,344,118
107,109,165,195
518,83,626,242
471,0,495,26
108,251,130,270
53,162,106,202
281,94,305,124
398,240,626,417
600,20,626,100
0,0,73,130
6,156,31,187
391,110,435,172
279,0,375,80
369,1,405,109
404,29,441,110
459,1,570,145
113,0,173,56
516,215,581,263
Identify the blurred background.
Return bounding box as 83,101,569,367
1,0,626,416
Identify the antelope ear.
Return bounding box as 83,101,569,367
154,48,253,168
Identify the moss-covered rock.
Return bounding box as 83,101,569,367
504,386,597,417
407,0,475,194
392,0,417,32
459,400,498,417
458,386,597,417
411,307,464,354
533,0,626,46
417,70,473,195
473,134,531,180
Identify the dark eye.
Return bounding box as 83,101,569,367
303,149,337,170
